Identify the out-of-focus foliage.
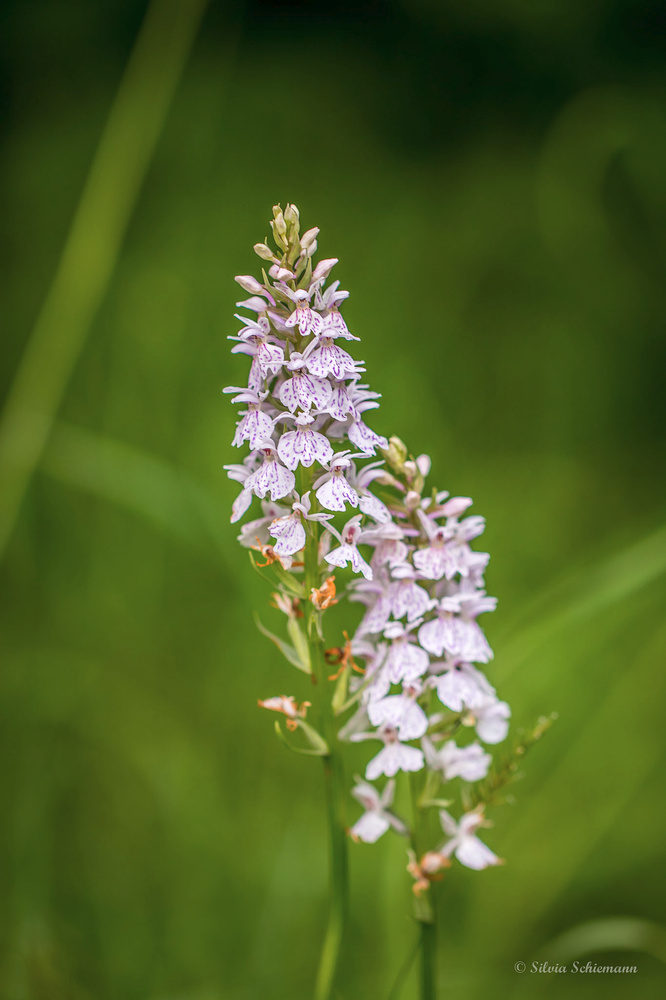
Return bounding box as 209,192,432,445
0,1,664,998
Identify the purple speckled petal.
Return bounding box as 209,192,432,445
270,514,306,556
418,617,448,657
266,462,296,501
306,342,356,380
230,488,253,523
386,641,429,684
276,432,300,471
413,545,450,580
435,667,486,712
359,492,390,523
391,580,432,621
257,342,284,374
311,431,334,467
278,378,299,412
298,372,332,410
360,593,392,634
245,410,275,450
348,420,388,455
326,382,353,420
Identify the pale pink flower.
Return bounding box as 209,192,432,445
351,725,425,780
422,737,491,782
349,778,407,843
439,808,502,870
418,604,493,663
363,522,409,566
464,694,511,744
430,660,492,713
389,563,433,622
381,620,430,686
367,686,429,742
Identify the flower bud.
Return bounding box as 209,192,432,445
268,264,295,281
235,274,266,295
403,460,425,494
405,490,422,510
300,227,320,250
312,257,339,283
382,435,408,474
284,202,299,225
271,206,289,250
284,203,300,242
254,242,278,262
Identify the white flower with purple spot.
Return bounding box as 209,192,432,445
279,352,333,412
348,417,389,456
226,389,276,450
321,310,359,341
325,379,357,421
304,336,361,380
277,412,334,471
389,563,433,621
382,620,430,686
314,453,360,512
269,491,332,557
237,500,290,547
324,515,373,580
243,442,296,501
283,288,323,336
231,314,285,376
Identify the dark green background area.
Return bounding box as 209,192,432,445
1,1,665,998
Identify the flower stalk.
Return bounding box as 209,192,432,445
304,518,349,1000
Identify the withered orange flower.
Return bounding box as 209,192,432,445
310,575,338,610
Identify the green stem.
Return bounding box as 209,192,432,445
420,921,437,1000
304,524,349,1000
409,773,438,1000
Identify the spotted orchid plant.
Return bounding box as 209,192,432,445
224,205,552,1000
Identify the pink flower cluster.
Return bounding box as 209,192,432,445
339,460,509,867
226,206,508,873
224,237,390,557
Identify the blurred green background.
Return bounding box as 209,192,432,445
1,1,665,998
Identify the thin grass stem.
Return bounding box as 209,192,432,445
0,0,209,562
